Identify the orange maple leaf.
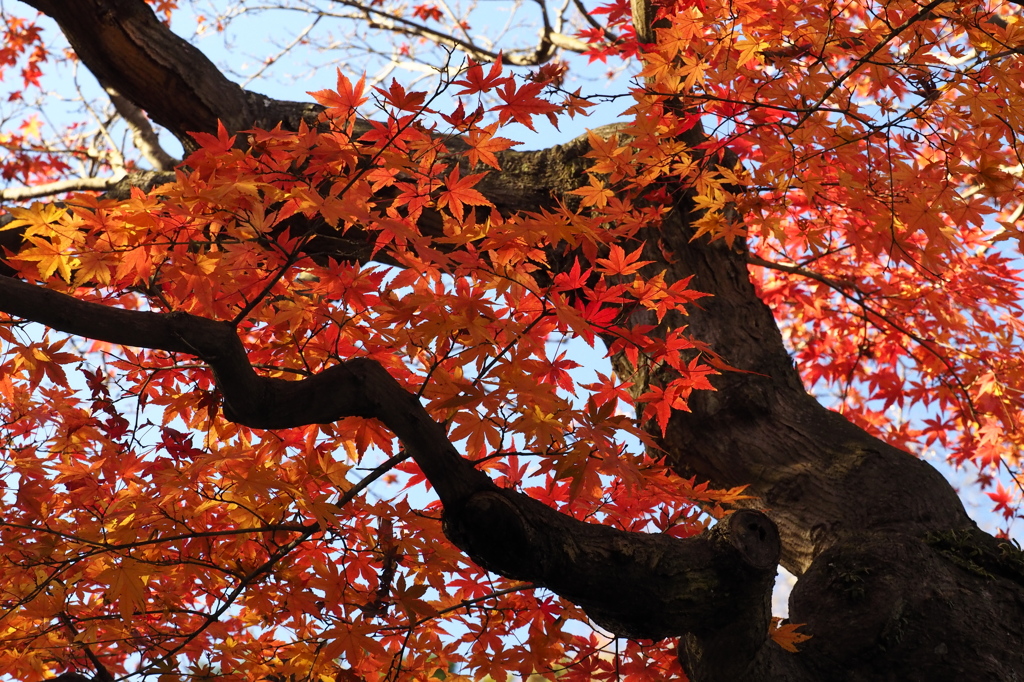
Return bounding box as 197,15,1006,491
453,56,507,95
465,123,519,170
595,244,652,276
436,166,493,221
310,69,367,114
493,79,562,131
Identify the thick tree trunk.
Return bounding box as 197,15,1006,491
5,1,1024,680
475,133,1024,681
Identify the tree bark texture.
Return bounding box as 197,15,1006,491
4,1,1024,680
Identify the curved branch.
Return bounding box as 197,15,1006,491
0,274,783,672
4,4,1019,679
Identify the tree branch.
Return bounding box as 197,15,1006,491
0,175,123,202
641,209,972,572
0,274,782,668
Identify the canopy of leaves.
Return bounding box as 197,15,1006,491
0,0,1021,680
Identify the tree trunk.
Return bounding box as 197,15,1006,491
5,1,1024,680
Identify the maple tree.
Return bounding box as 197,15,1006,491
0,0,1024,680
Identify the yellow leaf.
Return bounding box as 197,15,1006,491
733,37,769,67
18,234,79,282
97,560,149,624
2,202,66,233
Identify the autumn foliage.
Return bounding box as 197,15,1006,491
0,55,740,681
0,0,1023,680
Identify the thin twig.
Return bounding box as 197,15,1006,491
0,176,122,202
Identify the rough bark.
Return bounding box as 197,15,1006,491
5,1,1024,680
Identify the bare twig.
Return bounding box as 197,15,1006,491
0,176,123,202
328,0,586,63
240,16,322,88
